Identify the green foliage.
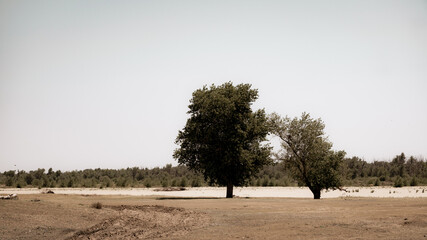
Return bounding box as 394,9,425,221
374,178,380,186
171,178,177,187
262,177,269,187
0,156,426,189
100,176,112,188
161,179,169,188
394,177,403,188
410,177,418,186
270,112,345,199
143,178,152,188
25,174,33,185
5,177,14,186
67,179,74,188
116,177,128,187
173,82,271,197
341,153,427,186
191,178,201,187
16,181,24,188
179,177,188,187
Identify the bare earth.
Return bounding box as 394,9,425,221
1,188,426,239
3,186,427,198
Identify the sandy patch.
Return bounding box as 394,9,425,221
67,205,209,240
1,186,427,198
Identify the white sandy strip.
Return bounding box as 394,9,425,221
1,187,427,198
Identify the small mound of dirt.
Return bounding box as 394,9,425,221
0,194,18,200
41,189,54,194
67,205,209,239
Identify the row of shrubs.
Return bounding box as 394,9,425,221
0,170,424,189
1,153,426,188
2,176,424,189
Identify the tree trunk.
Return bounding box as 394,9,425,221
312,188,321,199
226,182,233,198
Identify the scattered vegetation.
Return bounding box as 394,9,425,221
341,153,427,187
1,154,426,189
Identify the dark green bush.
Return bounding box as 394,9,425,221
179,177,188,187
144,179,152,188
394,177,403,188
374,178,380,186
410,177,418,186
191,178,201,187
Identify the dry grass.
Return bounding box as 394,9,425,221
0,194,426,239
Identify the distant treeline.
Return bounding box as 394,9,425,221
1,153,426,188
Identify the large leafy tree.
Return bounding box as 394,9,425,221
269,112,345,199
174,82,271,198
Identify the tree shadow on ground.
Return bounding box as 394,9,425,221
156,197,222,200
156,196,252,200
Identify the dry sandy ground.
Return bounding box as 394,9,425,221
0,193,426,240
2,186,427,198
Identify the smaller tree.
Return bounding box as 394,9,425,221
269,112,345,199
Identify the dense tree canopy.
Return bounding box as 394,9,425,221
1,154,426,189
173,82,271,198
270,112,346,199
0,164,296,189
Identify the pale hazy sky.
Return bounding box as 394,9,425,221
1,0,426,171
